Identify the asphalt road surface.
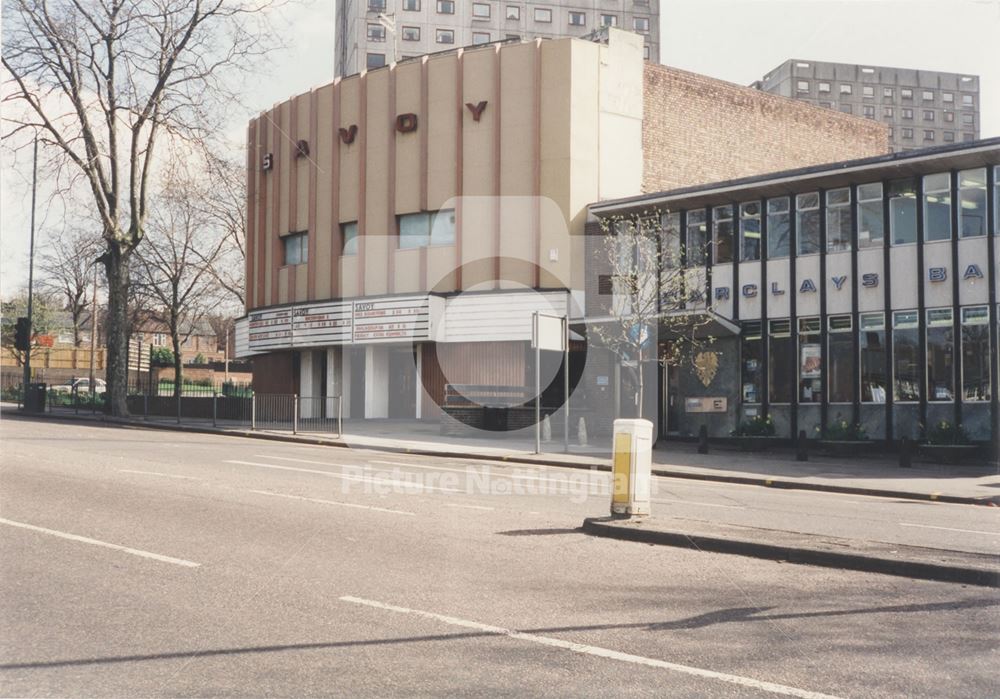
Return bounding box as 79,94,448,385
1,417,997,698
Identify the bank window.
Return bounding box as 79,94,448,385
923,172,952,241
505,5,519,19
366,53,386,69
685,209,708,266
283,231,308,266
962,306,990,401
826,188,851,252
436,28,455,43
341,222,358,255
739,201,761,261
534,7,552,22
798,318,822,403
994,166,1000,235
473,2,490,17
367,23,386,41
437,0,454,13
892,310,920,402
795,192,820,255
769,319,793,404
568,11,585,25
712,205,734,264
633,16,649,32
403,0,420,10
888,178,917,245
472,31,491,44
766,197,790,258
857,183,884,248
958,168,987,237
399,209,456,249
661,212,681,267
741,321,763,404
860,313,887,403
926,308,954,402
402,26,420,41
828,315,854,404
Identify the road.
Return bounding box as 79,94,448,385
1,417,997,698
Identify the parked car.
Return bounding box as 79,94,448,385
51,378,107,394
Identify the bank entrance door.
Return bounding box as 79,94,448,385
659,361,680,436
388,346,417,418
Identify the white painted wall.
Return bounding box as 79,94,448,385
364,345,389,419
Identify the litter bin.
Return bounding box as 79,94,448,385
24,382,47,413
610,418,652,517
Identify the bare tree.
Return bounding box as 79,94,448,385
591,212,715,418
135,169,226,397
2,0,276,415
38,230,102,347
199,152,247,309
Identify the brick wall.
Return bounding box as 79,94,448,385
642,65,890,193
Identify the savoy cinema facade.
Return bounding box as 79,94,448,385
589,139,1000,447
234,28,891,430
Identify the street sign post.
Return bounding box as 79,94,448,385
531,312,567,455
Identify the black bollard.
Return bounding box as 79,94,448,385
899,436,912,468
697,424,709,454
796,429,809,461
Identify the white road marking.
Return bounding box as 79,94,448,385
119,469,202,481
339,596,842,699
445,503,494,511
653,497,745,510
899,522,998,536
0,518,200,568
225,460,462,493
248,490,416,516
267,456,606,493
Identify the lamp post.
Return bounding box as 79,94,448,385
22,136,39,396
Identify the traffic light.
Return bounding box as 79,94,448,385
14,317,31,351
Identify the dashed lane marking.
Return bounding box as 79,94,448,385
339,595,843,699
898,522,998,536
224,460,463,493
248,490,416,516
119,469,202,481
0,518,200,568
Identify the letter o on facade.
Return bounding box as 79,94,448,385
396,113,419,133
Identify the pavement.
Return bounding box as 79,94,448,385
2,417,999,697
7,404,1000,506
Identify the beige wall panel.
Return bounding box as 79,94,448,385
427,246,457,292
538,40,574,290
315,84,335,299
395,61,423,215
394,248,422,294
426,56,458,210
294,93,311,230
339,256,358,298
277,266,289,305
338,77,361,223
295,265,308,301
278,101,292,235
363,232,389,295
498,43,537,198
566,42,601,291
263,109,276,307
461,48,497,200
459,197,497,288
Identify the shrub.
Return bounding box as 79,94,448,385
925,420,971,446
193,353,207,365
732,414,775,437
818,417,867,441
150,347,174,366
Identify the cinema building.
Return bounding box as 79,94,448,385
235,29,889,424
587,139,1000,445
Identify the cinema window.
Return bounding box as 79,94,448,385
341,222,358,255
283,231,308,266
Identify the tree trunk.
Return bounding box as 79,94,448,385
171,328,183,399
103,244,131,416
637,346,644,419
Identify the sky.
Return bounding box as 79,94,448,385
2,0,998,297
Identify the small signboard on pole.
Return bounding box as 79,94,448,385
532,312,567,455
